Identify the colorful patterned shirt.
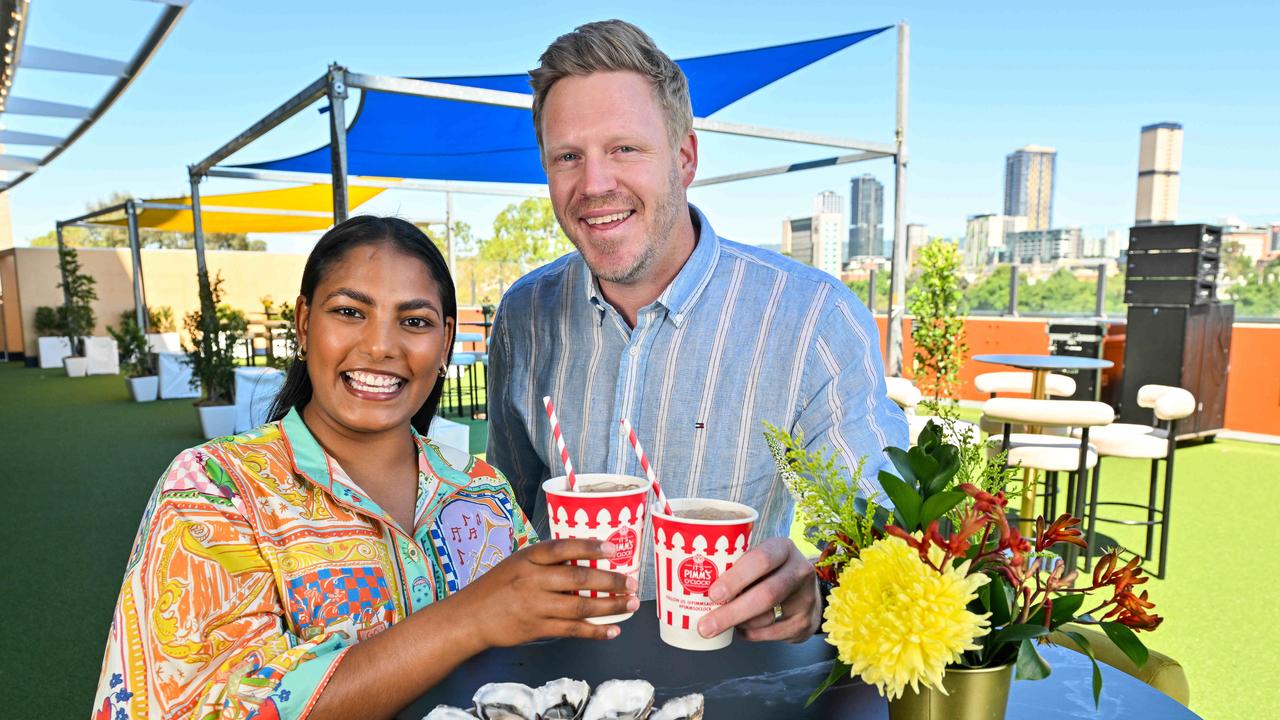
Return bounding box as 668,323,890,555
92,408,534,720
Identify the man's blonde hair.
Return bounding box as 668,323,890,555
529,20,693,153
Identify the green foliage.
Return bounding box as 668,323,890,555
57,246,98,356
34,306,66,337
908,240,968,400
1221,251,1280,317
107,313,155,379
419,220,479,258
184,272,248,406
148,305,177,333
845,271,889,313
962,265,1125,315
763,422,884,565
481,198,572,269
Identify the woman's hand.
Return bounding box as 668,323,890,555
453,538,639,649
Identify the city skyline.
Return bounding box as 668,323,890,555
3,1,1278,251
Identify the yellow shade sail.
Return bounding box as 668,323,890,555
99,184,388,234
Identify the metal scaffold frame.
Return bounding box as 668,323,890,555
186,24,913,371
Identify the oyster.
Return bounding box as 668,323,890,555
424,706,478,719
535,678,591,720
650,694,704,720
473,682,538,720
582,679,655,720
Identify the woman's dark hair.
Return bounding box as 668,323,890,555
268,215,456,435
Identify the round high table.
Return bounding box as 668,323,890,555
973,354,1114,536
400,601,1196,719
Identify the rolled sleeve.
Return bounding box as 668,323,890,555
794,297,909,501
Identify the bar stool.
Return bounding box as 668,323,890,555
976,371,1077,437
984,397,1114,566
1073,385,1194,578
883,376,977,446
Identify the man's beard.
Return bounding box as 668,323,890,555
563,167,685,285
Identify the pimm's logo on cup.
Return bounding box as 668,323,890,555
678,555,718,595
606,527,638,568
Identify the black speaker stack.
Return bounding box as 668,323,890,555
1120,224,1232,437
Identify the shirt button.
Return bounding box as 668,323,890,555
674,313,683,323
629,346,639,356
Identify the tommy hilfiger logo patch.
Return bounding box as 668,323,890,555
694,422,706,429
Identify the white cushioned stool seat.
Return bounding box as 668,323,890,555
989,433,1099,472
1073,425,1169,459
975,371,1077,397
885,376,922,410
983,398,1115,427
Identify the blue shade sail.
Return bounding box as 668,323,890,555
236,27,890,184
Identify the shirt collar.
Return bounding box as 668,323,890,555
580,204,721,328
279,406,427,523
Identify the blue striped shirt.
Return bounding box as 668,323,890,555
486,205,908,598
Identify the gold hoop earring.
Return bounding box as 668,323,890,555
296,346,307,362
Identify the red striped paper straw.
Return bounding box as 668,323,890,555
621,418,672,515
542,396,577,490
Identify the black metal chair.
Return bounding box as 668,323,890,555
1072,385,1195,578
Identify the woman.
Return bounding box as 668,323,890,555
92,217,636,720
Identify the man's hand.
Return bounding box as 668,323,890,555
696,538,821,643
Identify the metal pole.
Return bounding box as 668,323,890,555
125,201,149,332
1008,263,1020,317
0,276,8,362
1094,262,1107,318
885,22,910,375
867,268,878,313
190,171,216,398
326,64,349,223
446,191,456,277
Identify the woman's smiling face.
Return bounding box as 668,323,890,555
296,241,454,435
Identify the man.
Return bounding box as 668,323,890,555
487,20,908,643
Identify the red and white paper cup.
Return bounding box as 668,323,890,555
651,498,758,651
542,473,649,624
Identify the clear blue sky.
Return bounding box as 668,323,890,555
6,0,1279,251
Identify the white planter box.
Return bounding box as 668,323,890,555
127,376,159,402
63,356,89,377
37,337,72,369
197,404,237,440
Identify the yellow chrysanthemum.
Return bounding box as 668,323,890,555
823,534,991,700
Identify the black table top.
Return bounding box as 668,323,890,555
399,601,1198,719
973,353,1115,372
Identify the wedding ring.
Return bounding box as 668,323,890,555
771,603,784,623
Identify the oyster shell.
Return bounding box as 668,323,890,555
535,678,591,720
473,682,538,720
650,694,704,720
424,706,478,719
582,679,655,720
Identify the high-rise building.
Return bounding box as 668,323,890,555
1007,227,1082,263
964,214,1028,268
848,174,884,259
814,190,843,216
1269,223,1280,254
1004,146,1056,231
1222,224,1269,262
1135,123,1183,226
906,223,928,267
781,192,845,278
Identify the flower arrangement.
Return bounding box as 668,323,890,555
766,415,1162,708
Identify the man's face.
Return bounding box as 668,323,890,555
541,71,697,285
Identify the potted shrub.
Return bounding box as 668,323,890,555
34,305,73,368
184,273,248,438
57,246,97,378
108,312,158,402
908,239,968,403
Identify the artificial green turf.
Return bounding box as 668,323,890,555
2,362,1276,718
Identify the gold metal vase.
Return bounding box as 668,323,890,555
887,663,1014,720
